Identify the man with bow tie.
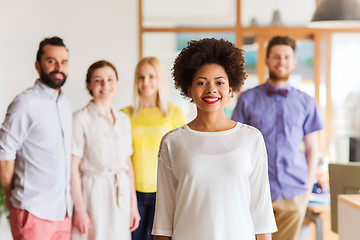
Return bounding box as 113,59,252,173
232,35,323,240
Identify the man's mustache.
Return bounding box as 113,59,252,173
50,71,66,79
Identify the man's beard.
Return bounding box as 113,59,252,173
268,69,290,82
40,68,67,89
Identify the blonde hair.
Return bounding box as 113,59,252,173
132,57,168,116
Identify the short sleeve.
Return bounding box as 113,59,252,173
71,111,85,158
303,99,323,135
152,136,177,237
120,106,132,118
0,98,30,160
249,131,277,234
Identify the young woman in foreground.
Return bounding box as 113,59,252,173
152,39,277,240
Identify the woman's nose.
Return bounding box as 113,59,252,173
101,80,108,87
206,88,217,94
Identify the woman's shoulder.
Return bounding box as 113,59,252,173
120,106,132,116
167,103,185,118
72,103,98,130
161,125,185,143
113,111,132,131
166,104,186,127
167,103,183,112
236,123,265,142
73,102,93,119
115,109,131,120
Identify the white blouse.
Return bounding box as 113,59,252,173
152,123,277,240
72,101,133,174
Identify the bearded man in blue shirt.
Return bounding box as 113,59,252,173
232,35,324,240
0,36,73,240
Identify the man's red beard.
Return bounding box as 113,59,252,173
268,69,290,82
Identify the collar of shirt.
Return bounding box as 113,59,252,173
264,81,291,97
87,101,118,123
34,79,64,101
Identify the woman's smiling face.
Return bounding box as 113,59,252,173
189,63,232,114
87,66,118,101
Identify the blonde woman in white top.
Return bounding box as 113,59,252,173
71,60,140,240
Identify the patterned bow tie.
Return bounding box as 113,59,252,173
267,88,288,97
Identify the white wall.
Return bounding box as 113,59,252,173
241,0,315,26
143,0,315,27
0,0,138,122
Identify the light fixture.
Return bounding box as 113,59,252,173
249,17,258,26
310,0,360,28
243,17,258,45
270,9,283,26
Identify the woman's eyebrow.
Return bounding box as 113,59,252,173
194,76,207,80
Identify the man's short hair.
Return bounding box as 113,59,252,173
266,36,296,58
36,36,67,62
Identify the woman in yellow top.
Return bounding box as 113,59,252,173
121,57,186,240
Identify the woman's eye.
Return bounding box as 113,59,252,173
216,81,224,85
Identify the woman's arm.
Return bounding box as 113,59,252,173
126,156,141,232
256,233,272,240
70,155,91,234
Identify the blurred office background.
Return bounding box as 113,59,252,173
2,0,360,239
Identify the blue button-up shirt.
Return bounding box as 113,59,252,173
0,80,73,221
232,82,323,201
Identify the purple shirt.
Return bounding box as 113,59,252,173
232,82,323,201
